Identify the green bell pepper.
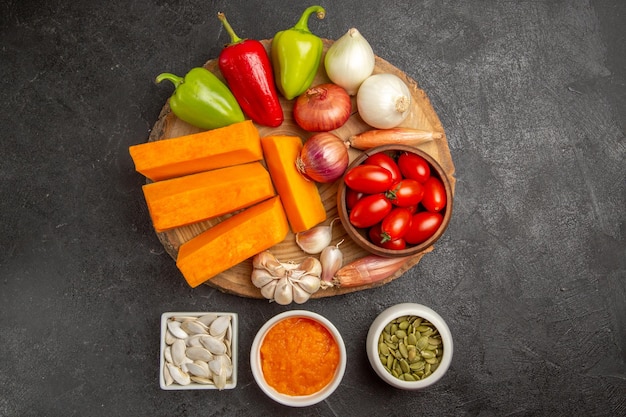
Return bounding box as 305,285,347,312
156,67,245,130
271,5,326,100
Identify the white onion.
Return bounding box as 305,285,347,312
356,73,412,129
324,28,375,95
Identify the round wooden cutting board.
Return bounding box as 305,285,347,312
147,39,456,298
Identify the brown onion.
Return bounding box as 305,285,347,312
296,133,349,183
293,83,352,132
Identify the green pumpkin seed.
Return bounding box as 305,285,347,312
407,346,417,362
409,361,425,371
398,320,410,330
403,373,416,381
425,357,438,364
399,359,410,373
407,333,418,346
421,350,436,359
428,337,442,345
417,336,429,350
379,343,389,356
395,330,407,339
399,343,409,358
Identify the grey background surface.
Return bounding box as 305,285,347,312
1,0,624,416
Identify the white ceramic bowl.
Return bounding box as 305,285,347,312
366,303,453,390
159,311,238,390
250,310,347,407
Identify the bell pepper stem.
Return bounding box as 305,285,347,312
155,72,184,88
217,12,243,44
292,5,325,33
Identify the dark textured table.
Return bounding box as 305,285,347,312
2,1,624,416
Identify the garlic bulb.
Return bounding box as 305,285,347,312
251,251,323,305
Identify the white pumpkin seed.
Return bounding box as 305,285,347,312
185,346,214,362
181,320,209,335
209,315,231,337
167,320,189,340
167,364,191,385
171,339,187,366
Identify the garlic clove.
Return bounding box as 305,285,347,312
320,240,344,282
260,279,277,300
251,269,276,289
273,277,294,305
292,283,312,304
299,256,323,277
295,218,339,254
294,274,321,294
253,251,286,276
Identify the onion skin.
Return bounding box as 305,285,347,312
296,132,350,183
293,83,352,132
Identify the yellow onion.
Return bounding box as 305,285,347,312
293,83,352,132
296,132,349,183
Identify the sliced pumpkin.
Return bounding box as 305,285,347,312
176,196,289,287
261,135,327,233
142,162,275,232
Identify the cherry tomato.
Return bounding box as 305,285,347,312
421,176,447,212
349,194,392,228
387,179,424,207
364,153,402,184
404,211,443,244
368,224,407,250
398,152,431,183
380,207,412,242
345,187,364,210
344,165,393,193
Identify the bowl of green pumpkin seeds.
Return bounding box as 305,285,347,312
366,303,453,389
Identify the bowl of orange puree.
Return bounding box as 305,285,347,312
250,310,347,407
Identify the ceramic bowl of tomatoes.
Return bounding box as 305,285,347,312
337,145,453,258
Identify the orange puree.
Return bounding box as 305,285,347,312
260,317,340,396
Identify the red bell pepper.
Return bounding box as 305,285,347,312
217,13,284,127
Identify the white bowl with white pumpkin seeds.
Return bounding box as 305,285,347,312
366,303,453,389
160,311,238,390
